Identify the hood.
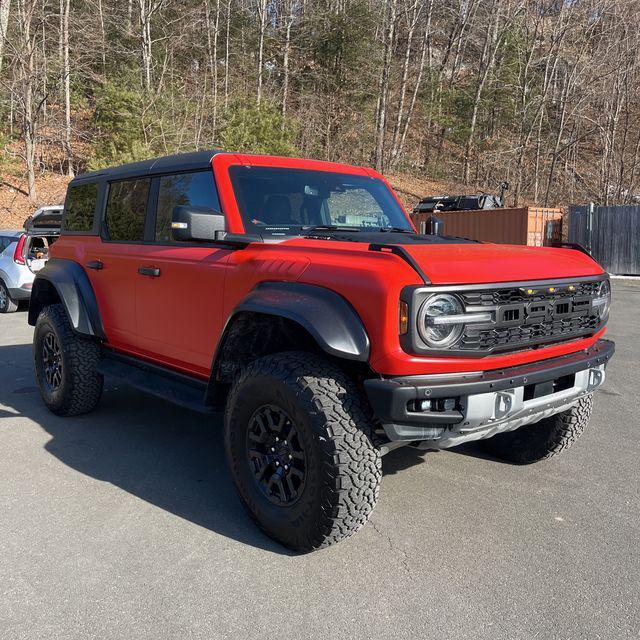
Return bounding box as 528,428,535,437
401,242,604,285
284,232,604,286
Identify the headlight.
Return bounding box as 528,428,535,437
593,279,611,321
418,294,465,348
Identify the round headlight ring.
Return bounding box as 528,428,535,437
417,293,465,348
596,279,611,320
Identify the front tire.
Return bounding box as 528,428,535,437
482,394,593,464
224,351,382,552
34,304,104,416
0,280,18,313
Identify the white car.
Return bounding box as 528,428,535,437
0,205,62,312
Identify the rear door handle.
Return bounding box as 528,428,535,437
138,266,161,277
86,260,103,270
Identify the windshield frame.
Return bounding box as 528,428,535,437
211,153,414,237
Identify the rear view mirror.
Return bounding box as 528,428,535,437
171,205,226,242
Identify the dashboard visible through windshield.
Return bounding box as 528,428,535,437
228,166,412,237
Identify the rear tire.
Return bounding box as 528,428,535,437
482,394,593,464
224,351,382,552
34,304,103,416
0,280,18,313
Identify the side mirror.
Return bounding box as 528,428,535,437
171,205,226,242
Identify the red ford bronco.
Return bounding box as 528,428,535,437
29,151,614,551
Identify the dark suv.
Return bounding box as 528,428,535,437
29,151,614,551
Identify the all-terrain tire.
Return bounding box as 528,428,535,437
0,279,18,313
482,394,593,464
34,304,103,416
224,351,382,552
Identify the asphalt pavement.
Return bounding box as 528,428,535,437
1,281,638,639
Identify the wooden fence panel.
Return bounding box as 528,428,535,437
568,205,640,275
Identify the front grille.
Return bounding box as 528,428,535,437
460,313,600,351
457,279,603,353
460,280,599,307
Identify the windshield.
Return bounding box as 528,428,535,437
228,166,412,237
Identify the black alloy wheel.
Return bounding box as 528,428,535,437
41,331,63,391
246,405,306,506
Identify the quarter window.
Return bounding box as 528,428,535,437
105,179,150,242
64,182,98,232
155,171,221,243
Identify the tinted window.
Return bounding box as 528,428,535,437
64,183,98,232
105,179,150,242
228,166,411,237
0,236,11,253
155,171,221,243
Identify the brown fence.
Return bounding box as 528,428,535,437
411,207,563,246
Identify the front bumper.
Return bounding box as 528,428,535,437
364,339,615,448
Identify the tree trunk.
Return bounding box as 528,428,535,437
205,0,221,137
0,0,11,74
256,0,268,105
463,1,502,184
390,0,419,162
281,1,294,127
395,0,432,165
60,0,73,176
138,0,153,91
224,0,230,108
373,0,398,172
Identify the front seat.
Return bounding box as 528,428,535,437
262,195,295,225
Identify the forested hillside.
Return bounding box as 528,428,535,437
1,0,640,227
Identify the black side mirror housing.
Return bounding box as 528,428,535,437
171,205,226,242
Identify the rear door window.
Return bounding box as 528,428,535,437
105,178,150,242
64,182,98,232
154,171,221,243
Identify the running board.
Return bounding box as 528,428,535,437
97,351,218,414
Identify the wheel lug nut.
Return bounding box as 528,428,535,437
275,437,279,442
270,447,275,452
283,440,287,445
289,454,292,459
284,465,288,471
275,461,279,466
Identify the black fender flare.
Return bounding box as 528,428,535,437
28,258,106,340
206,281,371,405
228,281,370,361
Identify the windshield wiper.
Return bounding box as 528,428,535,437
304,225,363,234
378,226,416,233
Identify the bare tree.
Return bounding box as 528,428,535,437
256,0,268,105
0,0,11,73
62,0,73,176
373,0,398,172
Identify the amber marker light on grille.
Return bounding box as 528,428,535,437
548,287,556,293
526,288,535,295
568,285,576,291
399,301,409,334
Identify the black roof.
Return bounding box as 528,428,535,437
70,149,223,184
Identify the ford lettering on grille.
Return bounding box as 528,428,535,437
459,283,603,353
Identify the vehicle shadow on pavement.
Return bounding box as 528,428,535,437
0,343,295,555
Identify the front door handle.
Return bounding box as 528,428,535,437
86,260,103,270
138,266,161,277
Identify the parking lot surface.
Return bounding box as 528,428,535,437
1,281,639,639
